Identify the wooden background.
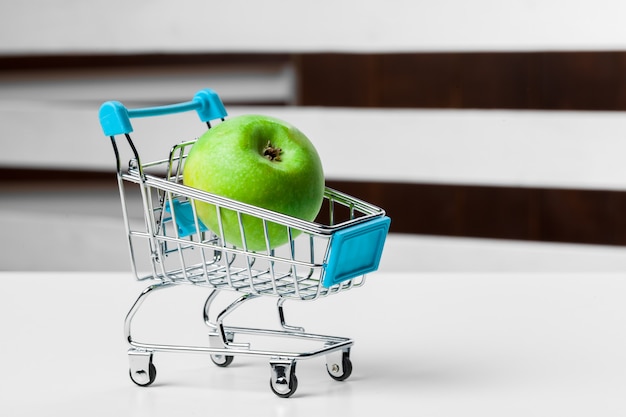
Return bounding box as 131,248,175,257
3,51,625,246
295,52,626,246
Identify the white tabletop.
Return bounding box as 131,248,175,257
1,271,625,416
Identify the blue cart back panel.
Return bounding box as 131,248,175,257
322,216,391,288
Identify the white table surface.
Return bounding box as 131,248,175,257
1,271,625,416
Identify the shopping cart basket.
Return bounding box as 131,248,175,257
98,88,391,397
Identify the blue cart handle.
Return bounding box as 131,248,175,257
98,88,227,136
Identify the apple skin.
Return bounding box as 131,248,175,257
182,114,325,251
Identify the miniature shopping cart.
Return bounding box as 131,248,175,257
98,88,390,397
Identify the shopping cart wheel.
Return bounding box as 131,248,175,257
210,354,234,367
129,362,157,387
269,360,298,398
326,349,353,381
128,350,157,386
209,330,235,367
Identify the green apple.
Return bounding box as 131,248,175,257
182,114,325,251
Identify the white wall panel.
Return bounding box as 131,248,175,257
1,0,626,54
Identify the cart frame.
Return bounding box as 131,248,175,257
98,88,390,397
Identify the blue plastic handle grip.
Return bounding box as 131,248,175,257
98,88,228,136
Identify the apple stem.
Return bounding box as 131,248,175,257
263,141,283,162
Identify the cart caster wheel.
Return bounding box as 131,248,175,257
210,354,234,367
129,362,157,387
326,350,352,381
128,350,157,386
270,360,298,398
208,330,235,367
270,373,298,398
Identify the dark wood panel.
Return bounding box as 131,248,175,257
296,52,626,110
294,54,381,107
326,180,626,246
5,51,626,110
3,168,626,246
